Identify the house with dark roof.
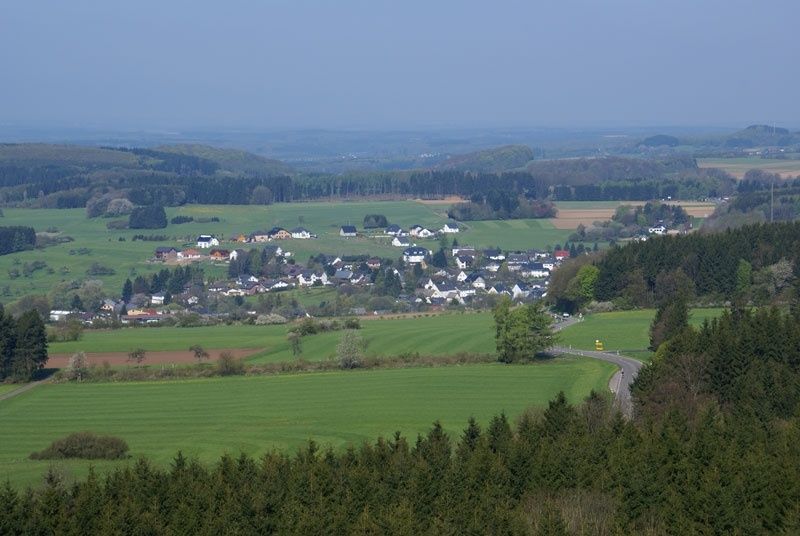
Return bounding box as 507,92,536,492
385,224,403,236
340,225,357,237
268,227,291,240
290,227,312,239
403,246,428,264
154,246,178,260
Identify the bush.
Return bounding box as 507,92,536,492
343,317,361,330
29,432,129,460
170,215,194,225
217,351,245,376
129,205,167,229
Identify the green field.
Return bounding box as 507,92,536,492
0,384,21,396
49,313,497,363
0,358,615,487
0,202,573,299
698,157,800,179
558,308,724,360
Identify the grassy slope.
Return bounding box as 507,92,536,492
0,358,615,488
49,313,496,363
698,157,800,178
558,308,724,360
0,203,572,299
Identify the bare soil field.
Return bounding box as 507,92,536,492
698,158,800,179
47,348,262,368
414,196,467,205
551,202,716,229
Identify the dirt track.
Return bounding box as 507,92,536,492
47,348,262,368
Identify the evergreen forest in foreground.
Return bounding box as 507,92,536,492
3,307,800,534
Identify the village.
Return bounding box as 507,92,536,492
49,221,574,326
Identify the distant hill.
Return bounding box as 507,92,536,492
640,134,680,148
155,144,293,177
0,143,141,167
433,145,534,172
724,124,800,148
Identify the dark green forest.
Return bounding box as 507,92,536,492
0,307,48,382
592,221,800,305
0,226,36,255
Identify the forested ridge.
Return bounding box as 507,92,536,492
0,144,734,209
593,221,800,304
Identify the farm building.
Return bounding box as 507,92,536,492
196,235,219,248
290,227,312,239
268,227,291,240
441,222,460,233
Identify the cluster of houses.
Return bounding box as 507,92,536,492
413,246,569,305
50,243,573,325
153,241,291,263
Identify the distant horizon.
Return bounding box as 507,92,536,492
2,1,798,129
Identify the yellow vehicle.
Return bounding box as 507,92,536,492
595,339,604,351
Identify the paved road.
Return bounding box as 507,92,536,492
550,316,642,418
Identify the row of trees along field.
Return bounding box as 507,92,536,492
6,309,800,533
0,306,47,382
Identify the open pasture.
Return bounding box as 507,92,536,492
48,312,497,365
0,202,573,299
698,157,800,179
558,308,724,360
0,358,616,487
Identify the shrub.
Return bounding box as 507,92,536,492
337,330,365,369
343,318,361,330
29,432,129,460
170,215,194,225
217,351,245,376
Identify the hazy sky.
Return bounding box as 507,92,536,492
1,0,797,129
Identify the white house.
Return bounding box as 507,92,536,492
403,246,428,264
340,225,357,237
49,310,72,322
455,255,473,270
150,293,166,306
524,262,550,279
385,224,403,236
290,227,312,239
485,262,501,273
648,225,667,235
297,271,329,287
197,235,219,248
416,227,436,238
392,236,411,247
512,283,530,299
441,222,460,234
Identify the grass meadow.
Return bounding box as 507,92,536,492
558,308,725,360
0,202,573,300
0,358,615,488
698,156,800,179
49,312,497,363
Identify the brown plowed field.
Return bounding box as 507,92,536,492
47,348,262,368
550,202,716,229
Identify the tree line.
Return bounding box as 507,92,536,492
0,150,737,210
0,226,36,256
0,306,48,382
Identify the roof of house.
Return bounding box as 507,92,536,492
444,222,459,228
155,246,177,253
340,225,357,233
435,281,457,292
197,235,215,242
268,227,287,235
290,227,309,233
404,246,428,256
386,224,401,231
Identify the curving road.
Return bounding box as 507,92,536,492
550,317,642,418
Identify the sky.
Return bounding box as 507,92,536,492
0,0,798,130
